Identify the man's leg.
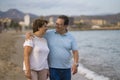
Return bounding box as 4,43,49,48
49,68,60,80
58,68,71,80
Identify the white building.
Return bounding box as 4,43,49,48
92,25,101,29
19,14,30,31
24,14,30,26
48,17,54,26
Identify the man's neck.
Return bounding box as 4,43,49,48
58,29,67,35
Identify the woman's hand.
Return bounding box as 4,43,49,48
46,69,50,79
25,70,31,79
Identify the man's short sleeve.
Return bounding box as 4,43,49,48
71,37,78,51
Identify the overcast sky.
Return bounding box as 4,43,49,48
0,0,120,16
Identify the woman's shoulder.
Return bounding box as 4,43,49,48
23,39,34,47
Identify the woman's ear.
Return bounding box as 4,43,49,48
38,27,40,30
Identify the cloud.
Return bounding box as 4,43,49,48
0,0,120,15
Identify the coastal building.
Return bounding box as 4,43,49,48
74,19,91,25
0,18,12,31
91,19,107,26
48,17,54,26
0,18,12,25
69,17,74,25
19,21,25,26
24,14,30,26
91,25,101,29
19,14,30,31
117,22,120,27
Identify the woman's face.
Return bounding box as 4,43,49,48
38,23,48,34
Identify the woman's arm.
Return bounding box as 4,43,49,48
24,46,32,79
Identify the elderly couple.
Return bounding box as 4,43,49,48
23,15,79,80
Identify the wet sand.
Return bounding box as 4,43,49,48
0,31,89,80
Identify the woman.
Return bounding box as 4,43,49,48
23,19,49,80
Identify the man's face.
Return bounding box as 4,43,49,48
55,18,66,32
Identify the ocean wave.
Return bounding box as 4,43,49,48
78,63,110,80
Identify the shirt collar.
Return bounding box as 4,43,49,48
54,30,68,36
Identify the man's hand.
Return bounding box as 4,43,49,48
72,50,79,75
72,64,78,75
25,32,34,40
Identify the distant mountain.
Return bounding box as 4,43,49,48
0,9,38,20
1,9,25,19
0,11,3,15
77,13,120,23
47,13,120,24
0,9,120,23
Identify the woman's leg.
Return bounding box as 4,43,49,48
31,70,38,80
38,69,48,80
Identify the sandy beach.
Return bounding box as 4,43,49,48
0,31,89,80
0,31,26,80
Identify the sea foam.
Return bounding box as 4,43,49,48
78,64,109,80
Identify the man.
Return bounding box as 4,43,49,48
26,15,79,80
44,15,79,80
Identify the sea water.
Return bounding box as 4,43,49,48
71,30,120,80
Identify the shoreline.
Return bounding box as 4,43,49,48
68,27,120,31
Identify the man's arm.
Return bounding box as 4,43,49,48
72,50,79,75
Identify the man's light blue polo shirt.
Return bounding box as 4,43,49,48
44,30,78,69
